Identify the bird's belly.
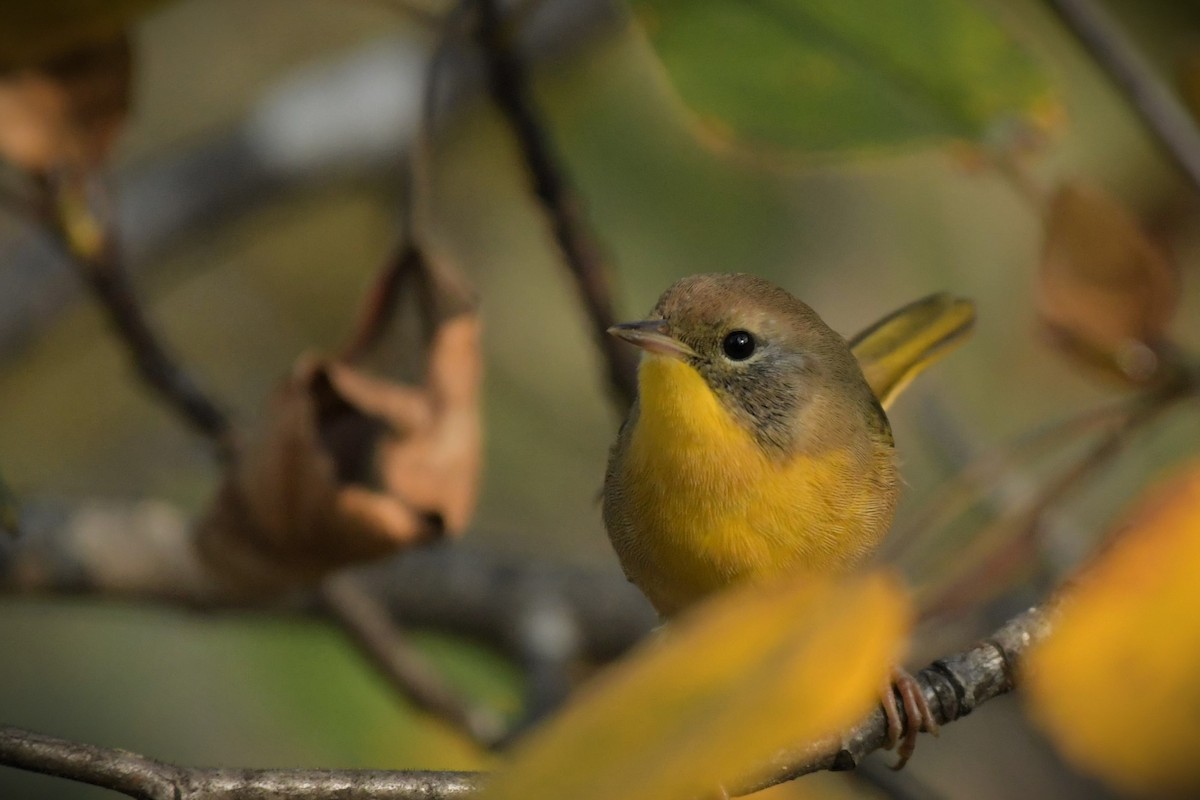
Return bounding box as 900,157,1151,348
621,444,871,615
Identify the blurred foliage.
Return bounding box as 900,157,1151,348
0,0,1199,798
1025,460,1200,796
1037,180,1179,385
0,601,507,798
481,573,908,800
629,0,1055,155
0,1,164,68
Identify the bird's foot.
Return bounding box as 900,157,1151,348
880,665,939,769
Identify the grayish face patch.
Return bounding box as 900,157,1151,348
645,273,891,458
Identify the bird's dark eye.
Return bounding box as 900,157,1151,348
722,330,756,361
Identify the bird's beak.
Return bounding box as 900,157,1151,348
607,319,697,359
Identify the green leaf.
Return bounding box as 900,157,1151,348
630,0,1054,155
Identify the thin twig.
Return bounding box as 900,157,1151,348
340,149,419,364
340,241,425,363
46,175,234,455
917,383,1189,616
884,397,1136,563
0,725,483,800
472,0,638,411
735,606,1054,795
320,573,508,749
73,253,232,446
339,230,476,364
1046,0,1200,194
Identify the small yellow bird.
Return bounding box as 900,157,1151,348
603,273,973,764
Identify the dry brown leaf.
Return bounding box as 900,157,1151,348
1037,182,1179,384
1024,460,1200,796
197,310,482,592
0,35,132,173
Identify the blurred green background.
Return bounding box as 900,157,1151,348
2,0,1200,797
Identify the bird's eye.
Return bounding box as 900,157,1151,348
722,330,756,361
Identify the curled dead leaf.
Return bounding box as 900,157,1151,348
197,311,482,592
1037,182,1179,384
0,35,132,173
1024,461,1200,796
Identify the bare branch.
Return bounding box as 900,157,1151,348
340,242,424,363
1046,0,1200,194
0,725,483,800
885,397,1137,562
320,573,508,748
0,605,1054,797
472,0,639,411
736,606,1053,795
72,249,233,447
46,175,234,454
0,499,658,662
915,384,1190,615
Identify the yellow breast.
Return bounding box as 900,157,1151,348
607,355,891,616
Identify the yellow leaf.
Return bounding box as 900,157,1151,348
753,776,868,800
849,294,975,409
1024,460,1200,796
481,572,911,800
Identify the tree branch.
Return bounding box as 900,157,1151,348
320,573,508,748
340,240,424,363
0,605,1053,797
0,499,658,662
39,162,505,742
45,175,235,455
1046,0,1200,194
0,725,483,800
472,0,639,411
0,499,653,747
736,605,1053,795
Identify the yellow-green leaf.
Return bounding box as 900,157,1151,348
481,571,910,800
1024,461,1200,796
850,294,975,409
629,0,1055,156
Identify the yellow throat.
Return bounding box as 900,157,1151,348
610,354,891,617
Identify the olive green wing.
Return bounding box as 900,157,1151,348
850,294,975,410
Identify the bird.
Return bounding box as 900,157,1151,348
603,272,973,766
